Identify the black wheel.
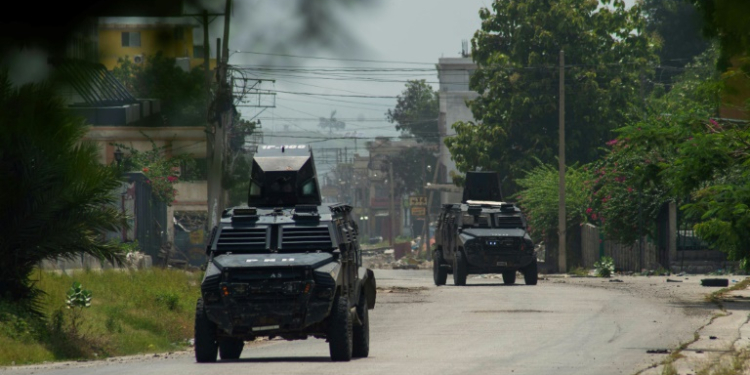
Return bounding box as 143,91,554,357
433,250,447,286
523,259,538,285
194,298,218,363
502,271,516,285
352,290,369,358
328,293,353,362
453,251,467,286
218,338,244,360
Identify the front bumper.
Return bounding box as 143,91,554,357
202,281,334,336
463,241,535,272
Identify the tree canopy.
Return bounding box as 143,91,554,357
445,0,658,194
386,80,439,143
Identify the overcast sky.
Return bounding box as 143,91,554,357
221,0,637,141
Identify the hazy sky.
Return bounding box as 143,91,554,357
224,0,637,141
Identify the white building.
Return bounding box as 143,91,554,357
436,56,479,204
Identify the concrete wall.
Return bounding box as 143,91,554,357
39,253,152,272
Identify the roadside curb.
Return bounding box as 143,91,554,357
637,278,750,375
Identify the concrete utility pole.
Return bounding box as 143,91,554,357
558,49,566,274
389,160,395,247
207,0,232,231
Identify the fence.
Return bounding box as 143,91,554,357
581,223,662,272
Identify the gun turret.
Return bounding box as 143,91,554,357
247,144,322,207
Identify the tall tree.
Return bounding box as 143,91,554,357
642,0,709,85
445,0,658,194
386,80,439,143
0,72,126,308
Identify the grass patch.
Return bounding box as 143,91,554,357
0,268,201,365
570,266,590,277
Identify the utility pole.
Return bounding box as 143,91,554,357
206,0,232,232
389,160,395,247
558,49,566,274
639,70,646,271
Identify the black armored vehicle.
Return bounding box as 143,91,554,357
433,172,537,286
195,145,376,362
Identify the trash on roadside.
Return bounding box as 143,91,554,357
646,349,670,354
709,336,717,340
666,279,683,283
701,278,729,287
609,279,623,282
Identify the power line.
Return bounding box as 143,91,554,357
231,50,436,66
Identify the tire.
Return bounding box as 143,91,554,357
218,338,244,360
523,259,538,285
502,271,516,285
453,251,467,286
328,293,353,362
433,250,447,286
352,290,370,358
194,298,218,363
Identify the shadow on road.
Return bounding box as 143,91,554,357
449,283,535,287
218,356,335,363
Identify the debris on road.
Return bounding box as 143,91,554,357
646,349,670,354
666,279,683,283
701,278,729,287
609,279,623,282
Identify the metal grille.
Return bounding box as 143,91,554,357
483,238,520,253
281,226,333,250
216,227,269,251
495,216,524,229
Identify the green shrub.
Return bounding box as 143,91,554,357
594,256,615,277
155,292,180,311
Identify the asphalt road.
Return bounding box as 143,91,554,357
2,269,716,375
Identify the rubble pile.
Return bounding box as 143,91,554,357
363,249,432,270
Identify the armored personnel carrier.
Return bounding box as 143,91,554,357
433,172,537,286
195,145,376,362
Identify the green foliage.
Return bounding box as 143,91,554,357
516,161,592,242
0,71,126,307
642,0,709,71
113,134,198,206
612,45,750,261
119,240,140,255
389,146,438,196
446,0,658,194
386,80,439,143
65,282,92,310
154,292,180,311
594,256,615,277
111,52,207,127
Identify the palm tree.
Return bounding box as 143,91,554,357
0,71,126,310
